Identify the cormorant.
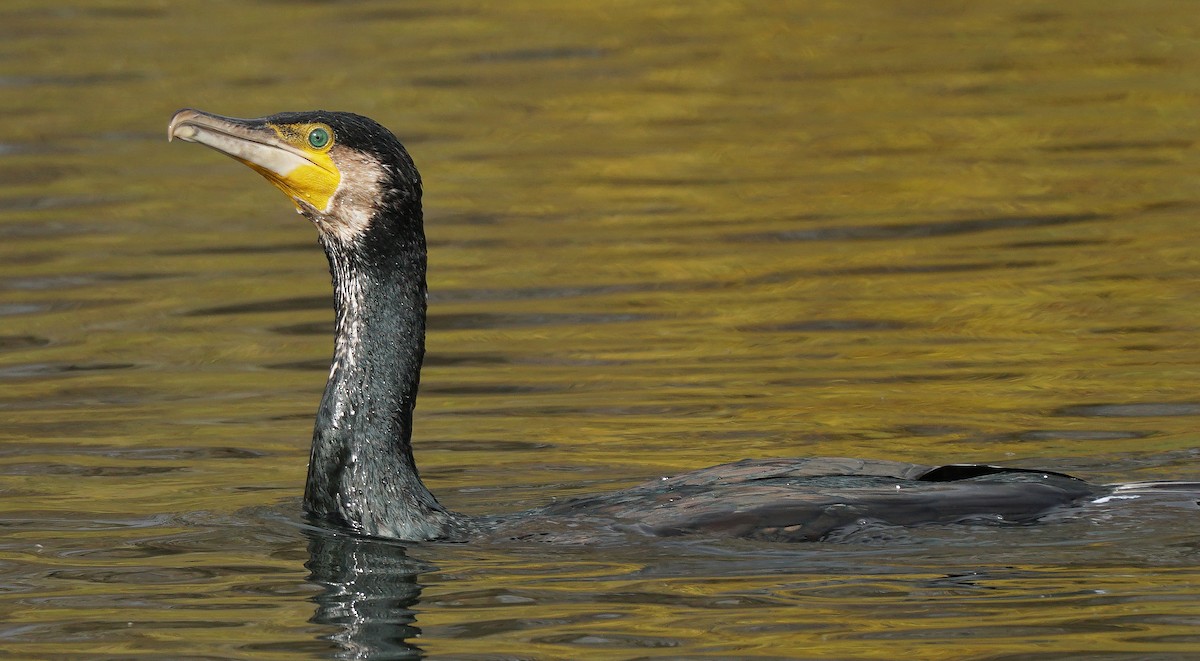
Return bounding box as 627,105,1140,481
167,109,1157,543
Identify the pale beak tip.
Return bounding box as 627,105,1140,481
168,108,201,143
170,124,198,142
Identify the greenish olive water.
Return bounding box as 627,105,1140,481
2,1,1199,658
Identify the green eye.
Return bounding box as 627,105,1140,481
308,127,330,149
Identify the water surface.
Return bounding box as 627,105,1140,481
1,1,1199,658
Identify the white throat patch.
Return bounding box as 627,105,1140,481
304,147,385,244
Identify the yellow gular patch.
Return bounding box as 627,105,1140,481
252,122,341,212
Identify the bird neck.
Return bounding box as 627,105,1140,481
303,220,465,540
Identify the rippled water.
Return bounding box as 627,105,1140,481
2,1,1199,658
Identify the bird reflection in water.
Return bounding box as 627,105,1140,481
306,527,428,660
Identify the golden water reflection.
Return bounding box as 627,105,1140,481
0,0,1198,658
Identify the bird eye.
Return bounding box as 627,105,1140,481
308,127,331,149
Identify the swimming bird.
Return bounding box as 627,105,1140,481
168,109,1153,543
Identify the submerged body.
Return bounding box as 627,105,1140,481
168,109,1186,543
495,458,1103,543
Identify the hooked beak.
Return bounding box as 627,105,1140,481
168,108,340,211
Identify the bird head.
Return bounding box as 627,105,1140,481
168,109,422,246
